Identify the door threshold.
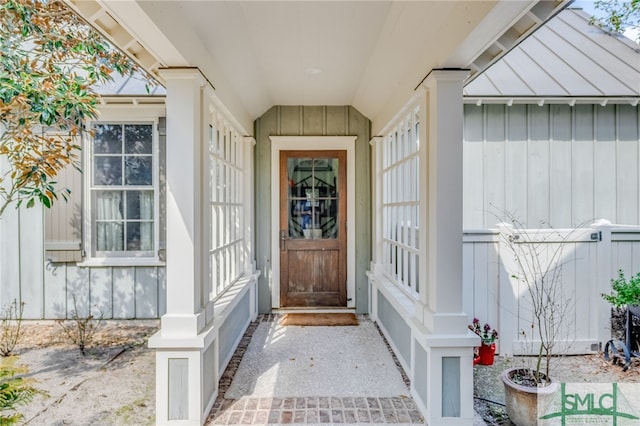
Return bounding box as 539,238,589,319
273,307,356,314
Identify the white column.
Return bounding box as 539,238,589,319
149,68,217,425
412,70,479,426
421,69,470,334
161,68,207,336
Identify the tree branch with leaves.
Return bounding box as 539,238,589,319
0,0,152,217
590,0,640,43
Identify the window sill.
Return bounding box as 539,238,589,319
77,258,166,268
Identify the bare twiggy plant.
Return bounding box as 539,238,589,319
0,300,25,357
56,295,104,356
499,211,577,386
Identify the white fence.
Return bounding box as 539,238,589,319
463,220,640,356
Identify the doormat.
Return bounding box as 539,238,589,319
280,312,358,326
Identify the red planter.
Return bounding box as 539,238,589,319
474,343,496,365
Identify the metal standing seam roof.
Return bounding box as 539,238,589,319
464,8,640,103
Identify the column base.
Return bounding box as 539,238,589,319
420,303,469,335
412,325,480,426
151,324,218,425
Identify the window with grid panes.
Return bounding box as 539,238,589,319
90,123,156,257
381,107,420,296
208,123,245,299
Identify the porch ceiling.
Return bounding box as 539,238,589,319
66,0,568,133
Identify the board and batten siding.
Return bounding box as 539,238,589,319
464,103,640,229
254,106,371,313
0,199,45,318
1,194,167,320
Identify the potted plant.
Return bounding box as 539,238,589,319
497,217,574,426
469,318,498,365
602,269,640,313
602,270,640,352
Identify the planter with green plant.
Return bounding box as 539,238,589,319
602,270,640,354
602,269,640,311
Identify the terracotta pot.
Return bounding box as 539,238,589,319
500,367,559,426
477,342,495,365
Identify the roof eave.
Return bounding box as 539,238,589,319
464,96,640,107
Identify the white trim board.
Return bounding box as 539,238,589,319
270,136,357,309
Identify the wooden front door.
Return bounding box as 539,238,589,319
280,150,347,307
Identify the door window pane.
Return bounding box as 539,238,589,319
287,156,339,239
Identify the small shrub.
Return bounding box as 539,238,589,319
56,295,104,356
0,357,41,425
0,300,25,357
602,270,640,308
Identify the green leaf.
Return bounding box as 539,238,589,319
40,194,51,209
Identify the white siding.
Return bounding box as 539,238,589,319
136,267,159,319
66,264,90,318
0,203,22,309
90,268,112,318
0,201,45,317
113,267,135,319
44,262,67,318
19,205,44,318
464,104,640,229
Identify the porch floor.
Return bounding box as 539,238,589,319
205,314,486,425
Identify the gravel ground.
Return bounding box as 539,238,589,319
226,320,409,398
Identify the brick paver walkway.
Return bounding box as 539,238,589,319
205,315,425,425
209,396,424,424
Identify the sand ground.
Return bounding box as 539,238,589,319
7,320,158,426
